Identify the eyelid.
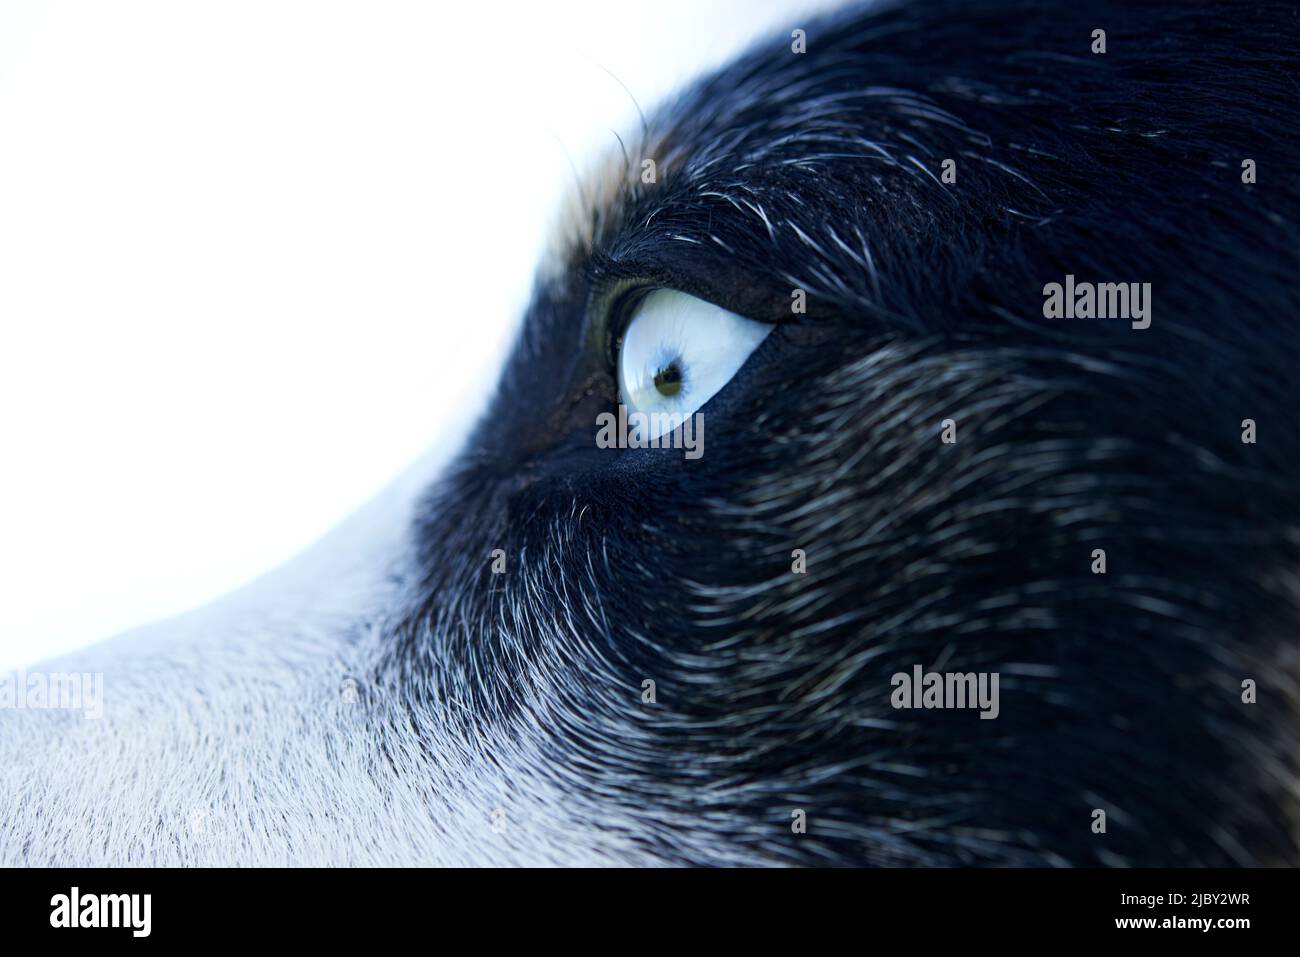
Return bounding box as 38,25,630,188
605,284,654,365
598,280,776,372
583,274,648,371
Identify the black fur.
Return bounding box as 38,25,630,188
387,0,1300,865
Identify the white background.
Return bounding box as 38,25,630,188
0,0,827,670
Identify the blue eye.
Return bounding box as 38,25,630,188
617,290,772,437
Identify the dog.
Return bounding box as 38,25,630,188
2,0,1298,866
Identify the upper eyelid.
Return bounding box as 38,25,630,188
589,277,652,370
595,276,780,370
605,284,655,354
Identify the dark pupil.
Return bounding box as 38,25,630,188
653,361,683,397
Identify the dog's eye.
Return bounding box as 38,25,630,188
617,289,772,432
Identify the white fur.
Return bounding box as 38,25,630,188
0,420,656,866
